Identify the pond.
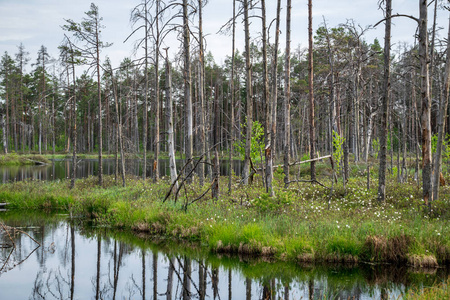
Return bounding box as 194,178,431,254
0,158,245,183
1,212,448,299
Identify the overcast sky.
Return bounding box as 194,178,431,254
0,0,448,72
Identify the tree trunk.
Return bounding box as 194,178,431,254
165,50,178,189
142,0,149,181
377,0,391,202
419,0,432,206
183,0,194,183
228,0,237,194
212,83,220,200
308,0,316,181
197,0,206,186
284,0,292,188
261,0,273,196
242,0,253,185
432,15,450,201
154,0,161,182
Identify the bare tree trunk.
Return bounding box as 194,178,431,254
284,0,292,188
261,0,273,196
111,68,126,187
228,0,237,194
142,0,149,181
377,0,391,202
433,15,450,201
154,0,161,182
271,0,281,173
419,0,432,207
165,50,178,189
96,24,103,187
212,83,220,199
1,115,6,154
242,0,253,185
198,0,206,186
308,0,316,181
71,61,77,189
183,0,194,183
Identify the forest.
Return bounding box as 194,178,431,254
1,0,450,204
2,2,450,298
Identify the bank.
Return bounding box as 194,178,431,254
0,172,449,270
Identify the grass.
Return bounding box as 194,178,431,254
0,162,448,269
0,153,50,165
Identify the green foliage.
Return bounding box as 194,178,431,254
234,119,265,162
431,134,450,164
332,130,344,173
372,138,380,159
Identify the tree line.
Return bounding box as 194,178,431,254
1,0,449,205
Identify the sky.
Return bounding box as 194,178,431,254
0,0,449,72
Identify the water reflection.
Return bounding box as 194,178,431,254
0,159,244,183
0,213,448,299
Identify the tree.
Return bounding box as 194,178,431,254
33,45,51,155
377,0,391,203
15,43,30,152
198,0,207,186
419,0,432,207
284,0,292,188
0,52,16,154
183,0,194,183
308,0,316,181
63,3,112,186
242,0,253,185
59,37,81,189
261,0,274,196
164,49,178,189
433,14,450,201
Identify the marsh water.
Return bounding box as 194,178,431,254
0,158,245,183
0,212,448,300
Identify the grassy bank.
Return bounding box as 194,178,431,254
0,153,50,165
0,170,449,268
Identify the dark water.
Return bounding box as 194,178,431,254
0,159,244,183
0,213,448,299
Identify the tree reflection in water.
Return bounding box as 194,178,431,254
0,215,449,299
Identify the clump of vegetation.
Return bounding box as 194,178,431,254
0,153,50,166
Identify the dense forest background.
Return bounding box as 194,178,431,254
0,0,450,203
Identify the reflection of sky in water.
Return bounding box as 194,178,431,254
1,216,447,299
0,159,244,183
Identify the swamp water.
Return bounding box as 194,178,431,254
0,159,244,183
1,212,448,299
